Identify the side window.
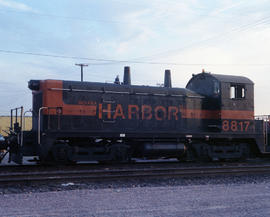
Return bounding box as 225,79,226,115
230,84,245,99
230,86,235,99
213,81,220,94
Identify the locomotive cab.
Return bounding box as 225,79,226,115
186,71,254,133
185,71,256,160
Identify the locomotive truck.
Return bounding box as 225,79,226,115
0,67,269,164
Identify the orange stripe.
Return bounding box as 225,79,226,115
182,109,254,120
221,110,254,120
40,81,254,120
181,109,220,119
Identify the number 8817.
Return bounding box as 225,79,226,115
222,120,250,132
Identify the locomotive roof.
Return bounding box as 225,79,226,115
210,73,254,84
34,79,203,99
188,72,254,85
64,80,202,98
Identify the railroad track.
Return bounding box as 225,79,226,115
1,163,270,184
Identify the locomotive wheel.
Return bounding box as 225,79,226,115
177,149,187,162
198,144,211,162
110,144,131,163
240,143,250,160
188,143,211,162
52,144,73,164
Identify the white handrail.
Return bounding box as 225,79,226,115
21,109,32,147
38,107,48,145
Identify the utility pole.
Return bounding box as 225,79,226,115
75,63,88,82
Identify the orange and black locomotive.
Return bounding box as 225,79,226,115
1,67,269,164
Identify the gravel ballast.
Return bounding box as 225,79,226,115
1,175,270,216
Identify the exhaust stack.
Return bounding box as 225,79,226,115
123,66,131,85
164,69,172,88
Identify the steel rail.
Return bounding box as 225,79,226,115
1,164,270,184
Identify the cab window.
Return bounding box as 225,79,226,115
230,84,245,99
213,81,220,94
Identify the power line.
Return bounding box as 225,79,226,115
0,49,270,66
0,49,117,62
132,16,270,61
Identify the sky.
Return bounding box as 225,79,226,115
0,0,270,115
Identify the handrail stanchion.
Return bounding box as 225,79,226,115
38,107,48,145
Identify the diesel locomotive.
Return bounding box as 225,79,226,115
0,67,269,164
